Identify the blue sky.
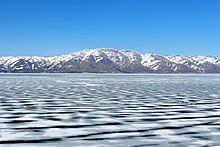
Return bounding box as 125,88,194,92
0,0,219,56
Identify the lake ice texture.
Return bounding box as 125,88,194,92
0,74,220,147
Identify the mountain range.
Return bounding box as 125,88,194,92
0,48,220,73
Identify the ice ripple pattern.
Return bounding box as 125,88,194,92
0,74,220,147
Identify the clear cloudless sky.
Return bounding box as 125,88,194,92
0,0,220,56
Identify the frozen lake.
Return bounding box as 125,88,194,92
0,74,220,146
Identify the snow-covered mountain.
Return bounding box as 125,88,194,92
0,48,220,73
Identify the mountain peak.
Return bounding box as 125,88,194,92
0,48,219,73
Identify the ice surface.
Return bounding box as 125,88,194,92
0,74,220,146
